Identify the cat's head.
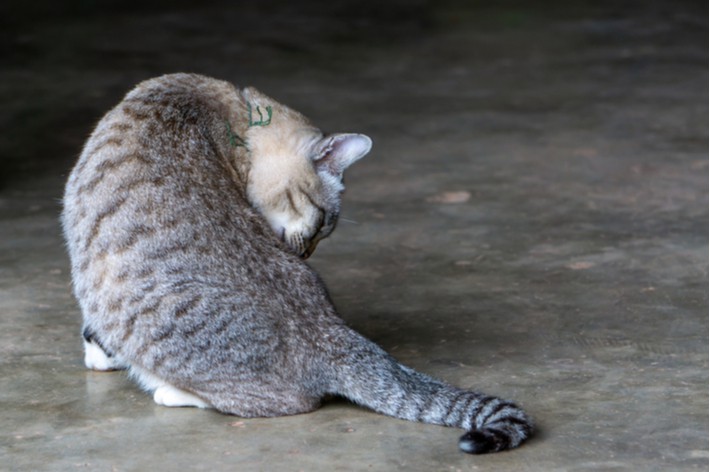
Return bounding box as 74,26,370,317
242,87,372,258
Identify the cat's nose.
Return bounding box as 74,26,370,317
301,239,319,259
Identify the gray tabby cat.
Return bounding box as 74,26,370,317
62,73,532,454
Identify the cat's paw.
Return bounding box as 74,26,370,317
153,384,210,409
84,339,125,371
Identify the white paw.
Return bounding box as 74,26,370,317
84,339,124,371
153,384,210,408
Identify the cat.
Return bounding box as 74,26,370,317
61,73,533,454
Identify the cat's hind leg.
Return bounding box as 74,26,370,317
130,365,211,409
206,382,322,418
82,328,126,371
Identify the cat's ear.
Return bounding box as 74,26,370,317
313,134,372,176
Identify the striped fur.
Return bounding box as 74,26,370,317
62,73,532,454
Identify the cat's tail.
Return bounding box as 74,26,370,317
326,328,533,454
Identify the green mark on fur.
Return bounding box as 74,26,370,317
224,101,272,149
225,121,247,148
248,102,272,127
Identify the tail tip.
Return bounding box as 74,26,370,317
458,430,499,454
458,426,532,454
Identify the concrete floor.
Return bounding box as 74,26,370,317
1,1,707,470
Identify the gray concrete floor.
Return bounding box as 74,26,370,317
1,1,707,470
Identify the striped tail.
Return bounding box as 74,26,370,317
328,328,533,454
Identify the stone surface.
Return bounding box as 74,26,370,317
1,1,707,470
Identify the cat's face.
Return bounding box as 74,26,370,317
243,88,371,258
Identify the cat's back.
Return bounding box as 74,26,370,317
62,74,266,297
65,73,241,194
65,74,244,231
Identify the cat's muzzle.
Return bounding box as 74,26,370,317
283,230,318,259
